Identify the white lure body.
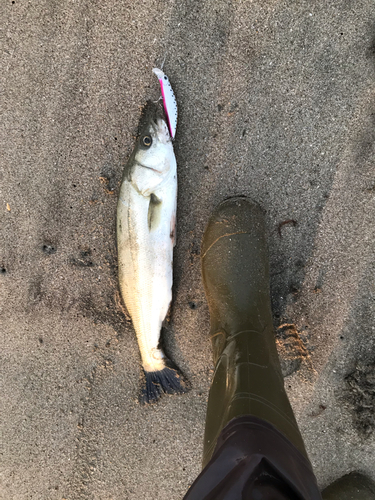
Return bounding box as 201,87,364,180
153,68,178,139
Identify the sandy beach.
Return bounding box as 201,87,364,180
1,1,375,498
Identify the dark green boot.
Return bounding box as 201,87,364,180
201,197,308,467
322,473,375,500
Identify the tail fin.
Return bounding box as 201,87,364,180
140,362,189,404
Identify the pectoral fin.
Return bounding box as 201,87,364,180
148,193,162,231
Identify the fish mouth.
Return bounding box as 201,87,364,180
138,101,171,143
153,117,171,144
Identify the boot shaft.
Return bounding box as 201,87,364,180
201,198,308,465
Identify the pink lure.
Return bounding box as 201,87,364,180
153,68,178,139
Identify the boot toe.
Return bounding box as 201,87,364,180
201,197,271,336
201,197,266,259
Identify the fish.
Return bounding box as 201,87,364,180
153,68,178,139
117,101,186,403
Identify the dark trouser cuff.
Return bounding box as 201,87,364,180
184,416,322,500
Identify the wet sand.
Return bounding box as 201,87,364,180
1,1,375,498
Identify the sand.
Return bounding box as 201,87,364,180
1,0,375,498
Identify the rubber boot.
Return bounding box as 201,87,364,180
321,473,375,500
201,197,308,467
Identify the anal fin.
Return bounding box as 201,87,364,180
170,212,176,246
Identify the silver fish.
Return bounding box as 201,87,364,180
117,102,186,403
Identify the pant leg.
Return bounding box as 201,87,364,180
184,416,322,500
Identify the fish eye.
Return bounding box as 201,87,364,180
164,76,167,80
143,135,152,147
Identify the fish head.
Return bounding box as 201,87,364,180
133,101,173,171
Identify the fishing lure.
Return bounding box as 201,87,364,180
153,68,178,139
